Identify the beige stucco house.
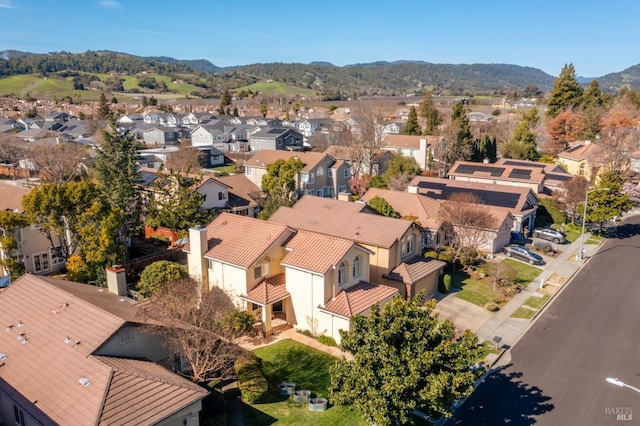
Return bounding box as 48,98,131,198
186,213,398,342
556,141,615,184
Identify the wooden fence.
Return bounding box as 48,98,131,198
123,247,186,283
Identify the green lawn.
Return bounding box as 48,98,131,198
586,235,604,245
452,273,499,307
479,340,500,358
244,339,367,426
209,164,237,174
522,294,550,310
502,258,542,283
511,307,536,319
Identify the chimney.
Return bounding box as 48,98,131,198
187,227,209,284
584,140,591,145
337,192,352,202
483,158,490,164
407,185,419,194
106,266,127,296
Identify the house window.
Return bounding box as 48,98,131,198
317,167,324,176
407,235,414,255
338,185,347,193
119,327,133,345
338,262,346,284
579,163,586,176
344,169,350,178
14,404,26,426
316,189,323,196
33,252,50,273
207,259,215,270
277,139,283,145
245,167,252,176
254,257,270,279
218,191,227,200
328,169,334,178
273,300,283,313
352,256,360,278
308,173,315,184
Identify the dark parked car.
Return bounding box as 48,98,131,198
532,228,565,244
503,244,544,265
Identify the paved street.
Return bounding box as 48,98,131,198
448,214,640,425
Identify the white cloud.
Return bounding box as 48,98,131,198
0,0,17,9
98,1,122,10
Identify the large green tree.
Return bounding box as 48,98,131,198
137,260,188,297
401,106,421,135
258,157,304,219
472,135,498,162
94,128,143,260
330,295,482,425
367,196,398,218
146,170,215,232
435,102,473,172
583,170,632,228
546,63,584,118
97,92,113,120
418,91,442,135
0,210,28,280
501,108,539,160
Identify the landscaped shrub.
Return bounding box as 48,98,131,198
438,251,453,264
137,260,188,297
318,335,337,347
439,273,452,293
424,250,439,259
484,302,500,312
222,310,255,333
459,247,479,269
533,240,552,254
234,356,268,404
537,198,566,226
299,329,313,337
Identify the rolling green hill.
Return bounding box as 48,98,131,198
234,81,318,96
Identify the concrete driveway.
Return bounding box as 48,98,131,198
433,293,492,333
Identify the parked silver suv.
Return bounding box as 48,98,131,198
532,228,565,244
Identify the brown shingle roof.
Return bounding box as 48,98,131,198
269,196,413,248
246,151,330,172
241,273,289,306
0,275,207,426
282,230,363,275
320,281,398,319
361,188,443,230
0,181,30,212
202,213,293,268
386,256,446,285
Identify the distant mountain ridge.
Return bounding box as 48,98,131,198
2,49,640,93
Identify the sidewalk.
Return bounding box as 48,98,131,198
475,233,596,362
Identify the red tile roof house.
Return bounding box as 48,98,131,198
186,212,398,342
0,273,208,426
0,182,67,278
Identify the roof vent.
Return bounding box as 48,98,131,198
5,324,13,332
51,310,59,315
16,321,24,328
17,333,25,340
78,377,91,387
118,298,126,302
61,302,69,309
73,341,81,349
0,352,6,360
64,337,72,344
21,337,28,345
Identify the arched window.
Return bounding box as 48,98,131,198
338,262,346,284
579,163,586,176
352,256,360,278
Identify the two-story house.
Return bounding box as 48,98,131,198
0,272,208,426
0,182,66,278
324,145,393,177
297,118,329,137
142,126,182,146
268,196,446,298
556,141,610,184
244,151,352,198
182,112,215,127
249,127,304,151
380,134,441,170
186,213,398,342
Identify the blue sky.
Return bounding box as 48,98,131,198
1,0,639,77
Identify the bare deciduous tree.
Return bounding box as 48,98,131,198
29,143,88,183
439,193,494,269
138,278,248,382
165,147,204,173
553,176,588,223
351,101,394,175
485,261,517,291
0,134,25,165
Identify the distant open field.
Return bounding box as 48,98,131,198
235,81,318,96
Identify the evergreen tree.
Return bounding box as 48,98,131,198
94,128,143,260
581,80,603,110
502,108,539,160
418,91,442,135
546,63,584,118
285,107,290,121
218,89,231,112
97,92,112,120
442,102,474,162
259,103,268,118
583,170,632,228
232,106,238,117
401,106,421,135
472,135,497,162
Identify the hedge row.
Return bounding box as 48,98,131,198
234,356,268,404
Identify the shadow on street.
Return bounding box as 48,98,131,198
608,223,640,240
448,365,554,425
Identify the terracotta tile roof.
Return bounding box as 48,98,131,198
96,356,207,426
0,274,206,425
282,230,362,275
408,176,539,215
137,167,231,190
0,181,30,212
268,196,413,248
215,174,262,211
438,201,512,231
386,256,446,285
203,213,293,268
557,142,603,165
381,134,440,149
246,151,330,172
241,273,289,306
320,281,398,319
361,188,443,230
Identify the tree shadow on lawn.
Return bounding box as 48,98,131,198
258,346,334,401
448,365,554,425
448,271,472,292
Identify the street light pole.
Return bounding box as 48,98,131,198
577,188,609,261
606,377,640,394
